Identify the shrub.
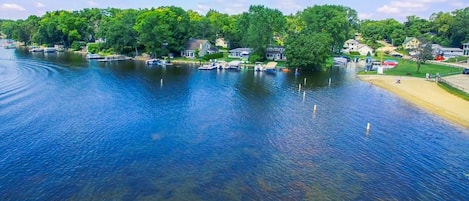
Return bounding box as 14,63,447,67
87,43,99,53
349,51,360,56
203,52,224,60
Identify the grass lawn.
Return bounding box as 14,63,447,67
358,58,462,78
438,82,469,101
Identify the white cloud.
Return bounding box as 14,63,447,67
375,0,452,18
36,2,45,8
274,0,302,14
450,1,469,8
0,3,26,11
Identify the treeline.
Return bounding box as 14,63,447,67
1,5,468,70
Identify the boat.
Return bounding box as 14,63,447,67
30,47,44,53
86,53,104,59
146,59,161,65
43,47,57,53
2,41,16,49
333,57,348,65
264,62,277,74
382,59,398,68
254,62,265,72
198,62,218,70
226,60,242,70
98,55,133,62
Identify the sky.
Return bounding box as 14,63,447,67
0,0,468,21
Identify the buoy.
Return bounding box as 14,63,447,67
366,123,371,132
328,78,332,86
313,104,317,112
304,78,307,85
298,84,301,92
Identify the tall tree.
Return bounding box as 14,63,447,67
450,7,469,47
301,5,356,53
413,37,434,73
98,9,139,54
285,30,332,71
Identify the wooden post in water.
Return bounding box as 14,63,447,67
304,78,307,85
303,91,306,101
366,123,371,132
160,78,163,86
298,84,302,92
313,105,317,113
328,78,332,86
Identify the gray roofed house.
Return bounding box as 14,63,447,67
229,48,253,59
181,39,217,59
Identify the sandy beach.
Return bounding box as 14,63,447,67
358,75,469,128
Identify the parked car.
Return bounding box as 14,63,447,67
463,68,469,74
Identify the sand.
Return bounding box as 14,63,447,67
358,75,469,128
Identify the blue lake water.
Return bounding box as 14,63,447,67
1,46,469,200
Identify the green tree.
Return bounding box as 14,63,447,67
98,9,139,54
285,30,332,71
450,7,469,47
413,37,434,73
301,5,356,53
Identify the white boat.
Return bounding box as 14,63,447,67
30,47,44,52
2,42,16,49
254,62,265,72
333,57,348,65
198,62,218,70
98,55,133,62
43,47,57,53
227,60,242,70
146,59,161,65
264,62,277,73
86,53,104,59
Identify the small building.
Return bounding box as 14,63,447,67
402,37,420,50
437,47,464,59
342,39,360,53
357,44,374,56
215,38,229,49
181,39,217,59
229,48,253,59
265,46,286,61
463,42,469,56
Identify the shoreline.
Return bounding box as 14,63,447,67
357,75,469,129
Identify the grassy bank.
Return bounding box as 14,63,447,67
358,58,462,78
438,82,469,101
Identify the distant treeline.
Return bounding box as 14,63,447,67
1,5,468,70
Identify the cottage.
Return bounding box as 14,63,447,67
181,39,217,59
402,37,420,50
265,46,286,61
357,44,373,56
435,47,464,59
216,38,229,49
229,48,253,59
463,42,469,56
342,39,360,53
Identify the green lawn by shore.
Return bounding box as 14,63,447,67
358,58,462,78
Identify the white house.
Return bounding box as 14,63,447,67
463,42,469,56
229,48,253,59
181,39,217,59
215,38,229,49
402,37,420,50
343,39,360,53
357,44,373,56
265,46,286,61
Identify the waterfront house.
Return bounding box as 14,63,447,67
228,48,253,59
215,38,229,49
463,42,469,56
342,39,360,53
181,39,217,59
357,44,374,56
265,46,286,61
432,44,464,59
402,37,420,50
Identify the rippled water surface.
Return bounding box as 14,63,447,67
1,44,469,200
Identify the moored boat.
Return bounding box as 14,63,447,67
98,55,133,62
86,53,104,59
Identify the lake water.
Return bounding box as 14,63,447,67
1,45,469,200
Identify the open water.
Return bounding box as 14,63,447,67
1,44,469,200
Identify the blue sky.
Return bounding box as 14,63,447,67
1,0,468,21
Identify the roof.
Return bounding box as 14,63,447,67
266,46,285,53
357,44,372,50
229,48,252,53
403,37,418,45
439,47,463,51
185,39,209,50
344,39,359,44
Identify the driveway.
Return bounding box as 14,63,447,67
442,74,469,94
